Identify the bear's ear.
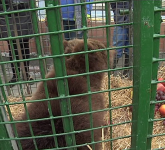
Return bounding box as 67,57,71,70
73,40,95,53
63,40,68,49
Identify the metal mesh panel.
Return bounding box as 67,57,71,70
2,0,132,149
1,0,164,150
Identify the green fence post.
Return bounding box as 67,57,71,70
0,108,13,150
131,0,155,149
0,76,13,150
147,0,161,149
105,1,113,149
45,0,76,149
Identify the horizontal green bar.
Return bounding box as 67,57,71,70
151,79,165,84
1,109,110,125
0,65,133,87
0,102,132,125
0,0,129,16
0,134,131,150
150,99,165,104
0,109,132,126
0,120,131,141
94,135,131,146
147,132,165,138
153,147,165,150
154,6,165,12
0,134,132,150
153,34,165,38
0,22,133,41
152,57,165,62
149,117,165,122
119,9,130,15
0,44,133,66
0,85,133,107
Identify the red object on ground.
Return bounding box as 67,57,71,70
159,104,165,117
157,83,165,92
158,78,165,86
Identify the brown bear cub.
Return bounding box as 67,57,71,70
15,39,115,150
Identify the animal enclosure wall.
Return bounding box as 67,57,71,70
0,0,165,150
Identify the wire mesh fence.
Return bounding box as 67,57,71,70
0,0,165,150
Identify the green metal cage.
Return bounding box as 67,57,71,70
0,0,165,150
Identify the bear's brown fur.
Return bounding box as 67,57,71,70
64,38,116,87
15,39,113,150
64,38,116,69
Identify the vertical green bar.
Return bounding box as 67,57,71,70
131,0,154,149
147,0,161,149
0,109,13,150
0,80,13,150
105,1,113,150
81,0,95,149
45,0,75,149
